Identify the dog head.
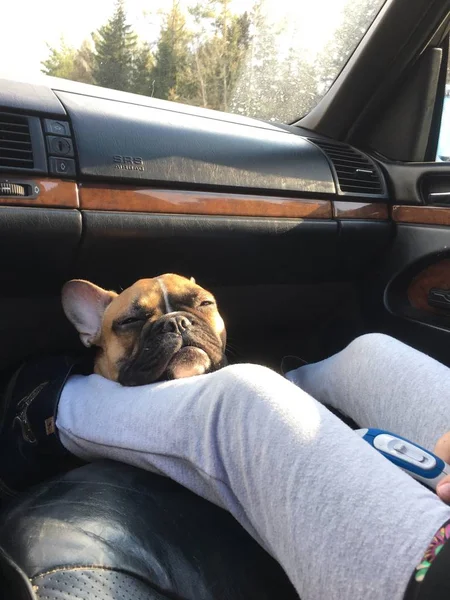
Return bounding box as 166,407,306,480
62,274,227,385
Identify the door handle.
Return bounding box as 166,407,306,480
428,288,450,311
428,191,450,205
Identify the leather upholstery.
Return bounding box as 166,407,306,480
0,460,298,600
32,569,168,600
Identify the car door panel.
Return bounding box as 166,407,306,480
364,222,450,366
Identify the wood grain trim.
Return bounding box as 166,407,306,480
408,259,450,314
333,201,389,220
0,178,78,208
79,184,332,219
392,205,450,226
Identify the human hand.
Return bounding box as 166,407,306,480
434,432,450,503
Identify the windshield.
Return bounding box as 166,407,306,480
1,0,386,123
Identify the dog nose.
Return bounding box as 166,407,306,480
162,315,192,334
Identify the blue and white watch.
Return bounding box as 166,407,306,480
356,428,450,491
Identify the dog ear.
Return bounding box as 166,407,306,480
62,280,118,347
190,277,196,284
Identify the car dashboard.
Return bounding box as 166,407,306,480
1,75,450,371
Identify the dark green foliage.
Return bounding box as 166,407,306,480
41,0,377,121
93,0,138,91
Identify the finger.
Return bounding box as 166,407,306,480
434,431,450,463
436,474,450,504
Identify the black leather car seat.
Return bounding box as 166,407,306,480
0,460,298,600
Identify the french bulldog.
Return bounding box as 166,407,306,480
62,274,227,385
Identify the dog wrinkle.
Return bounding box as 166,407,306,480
156,277,173,314
87,274,225,384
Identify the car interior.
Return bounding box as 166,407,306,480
1,0,450,597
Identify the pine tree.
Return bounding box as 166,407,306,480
40,0,253,111
317,0,381,93
230,1,280,119
222,11,251,110
41,38,95,85
131,43,154,96
71,40,96,85
189,1,250,111
188,3,215,107
280,47,318,121
210,0,250,111
230,1,318,122
93,0,137,92
151,1,193,102
41,38,78,80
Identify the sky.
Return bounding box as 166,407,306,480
0,0,361,81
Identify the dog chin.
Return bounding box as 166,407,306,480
166,346,211,379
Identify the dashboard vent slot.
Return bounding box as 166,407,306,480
0,114,34,169
311,139,385,196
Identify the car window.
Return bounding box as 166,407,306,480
1,0,386,123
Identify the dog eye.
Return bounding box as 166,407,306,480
199,300,215,307
119,316,144,326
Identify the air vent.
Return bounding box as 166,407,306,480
0,114,34,169
311,139,385,197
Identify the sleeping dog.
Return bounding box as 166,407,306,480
62,274,227,385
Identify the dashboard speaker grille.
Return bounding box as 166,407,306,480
0,113,34,169
311,139,385,197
